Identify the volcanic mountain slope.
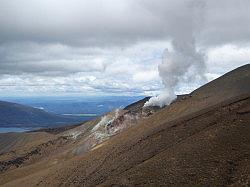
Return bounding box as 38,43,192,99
0,64,249,186
0,101,84,128
0,132,55,154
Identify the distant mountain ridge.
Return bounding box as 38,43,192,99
0,100,84,128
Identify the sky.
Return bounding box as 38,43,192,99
0,0,250,97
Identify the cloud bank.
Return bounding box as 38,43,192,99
0,0,250,96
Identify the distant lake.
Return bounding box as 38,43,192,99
62,113,98,117
0,96,143,116
0,127,32,133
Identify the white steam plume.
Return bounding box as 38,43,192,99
144,1,206,107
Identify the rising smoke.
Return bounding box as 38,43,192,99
144,0,206,107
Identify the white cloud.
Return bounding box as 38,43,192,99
0,0,249,96
206,45,250,74
132,70,159,83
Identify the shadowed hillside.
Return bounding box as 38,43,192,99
0,101,85,128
